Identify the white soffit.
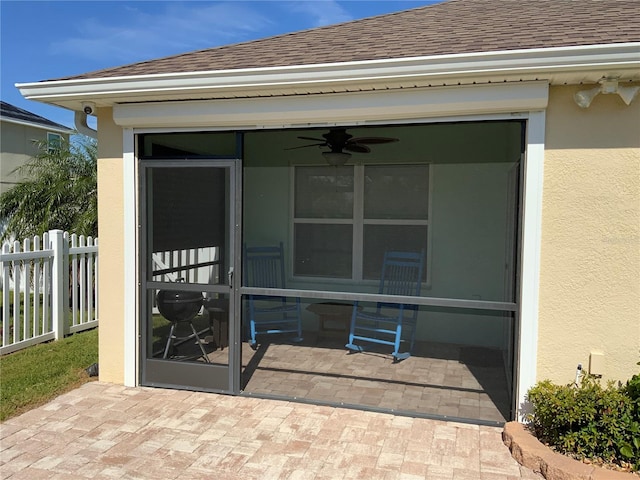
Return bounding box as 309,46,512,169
113,81,549,128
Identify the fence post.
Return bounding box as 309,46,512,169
2,243,11,347
49,229,69,340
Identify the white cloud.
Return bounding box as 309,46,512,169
286,0,353,27
48,2,275,64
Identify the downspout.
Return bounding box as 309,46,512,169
74,111,97,139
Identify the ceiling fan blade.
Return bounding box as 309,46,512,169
297,136,327,142
285,143,326,150
349,137,399,145
345,144,371,153
289,130,398,154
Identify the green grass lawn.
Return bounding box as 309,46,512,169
0,328,99,421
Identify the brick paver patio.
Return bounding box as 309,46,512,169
0,382,542,479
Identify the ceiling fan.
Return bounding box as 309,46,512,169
287,128,399,166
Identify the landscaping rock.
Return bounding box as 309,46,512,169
502,422,638,480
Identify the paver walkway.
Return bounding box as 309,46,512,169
1,382,542,479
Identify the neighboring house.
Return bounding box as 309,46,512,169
0,101,73,197
18,0,639,424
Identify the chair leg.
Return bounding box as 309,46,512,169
392,318,410,362
293,303,304,342
249,319,258,350
345,303,364,352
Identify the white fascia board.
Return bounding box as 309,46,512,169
113,81,549,128
17,43,639,109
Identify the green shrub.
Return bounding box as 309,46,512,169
526,373,640,471
622,372,640,464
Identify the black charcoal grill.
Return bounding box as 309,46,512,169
157,289,210,363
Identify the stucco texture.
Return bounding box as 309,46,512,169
96,108,125,383
537,85,640,385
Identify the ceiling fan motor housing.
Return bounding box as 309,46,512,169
324,128,353,151
289,127,399,160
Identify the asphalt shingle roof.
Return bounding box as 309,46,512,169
57,0,640,81
0,101,71,131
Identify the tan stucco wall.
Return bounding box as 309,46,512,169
96,108,125,383
538,85,640,385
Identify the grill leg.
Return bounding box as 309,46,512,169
163,322,177,359
190,322,211,364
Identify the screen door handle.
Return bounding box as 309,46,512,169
227,267,234,287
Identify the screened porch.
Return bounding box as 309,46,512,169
141,120,522,425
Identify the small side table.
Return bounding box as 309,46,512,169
203,297,229,350
306,302,355,334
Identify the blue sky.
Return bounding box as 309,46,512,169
1,1,435,129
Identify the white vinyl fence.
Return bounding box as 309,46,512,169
0,229,98,355
152,247,222,284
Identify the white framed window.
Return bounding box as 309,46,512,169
292,163,431,283
47,132,62,152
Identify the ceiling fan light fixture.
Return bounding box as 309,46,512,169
322,151,351,166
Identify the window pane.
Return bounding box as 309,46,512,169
363,225,427,280
295,166,353,219
294,224,352,278
364,165,429,220
47,133,61,151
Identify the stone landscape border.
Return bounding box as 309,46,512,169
503,422,637,480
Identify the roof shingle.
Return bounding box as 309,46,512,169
56,0,640,81
0,101,71,131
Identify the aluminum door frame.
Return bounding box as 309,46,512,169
138,158,242,393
